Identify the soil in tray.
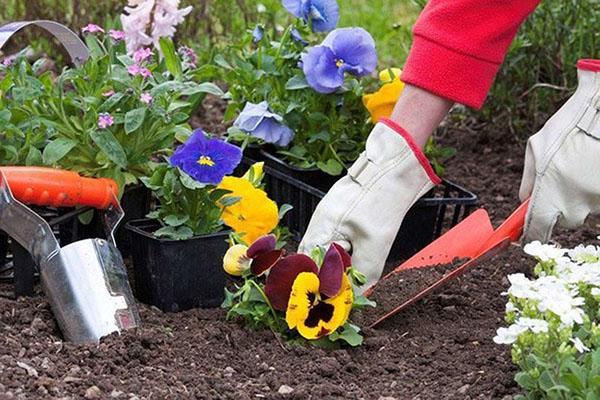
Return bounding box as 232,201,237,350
356,262,459,328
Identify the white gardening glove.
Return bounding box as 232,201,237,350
519,61,600,243
299,119,441,291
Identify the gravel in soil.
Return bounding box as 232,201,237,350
0,128,598,399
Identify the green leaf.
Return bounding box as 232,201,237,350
154,225,194,240
163,214,190,227
181,82,224,97
89,130,128,168
515,372,537,390
99,92,125,112
42,138,77,165
159,37,183,79
219,196,241,207
213,54,232,70
278,204,293,220
25,146,42,166
328,323,363,347
179,170,206,190
124,108,146,134
353,295,376,310
285,75,309,90
317,159,344,176
84,35,104,59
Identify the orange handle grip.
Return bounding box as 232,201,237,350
0,167,119,210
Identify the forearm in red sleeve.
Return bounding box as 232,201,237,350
401,0,540,109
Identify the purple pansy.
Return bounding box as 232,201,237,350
283,0,339,33
252,25,265,43
109,29,126,42
98,113,114,129
234,102,295,147
302,27,377,94
82,24,104,34
170,129,242,185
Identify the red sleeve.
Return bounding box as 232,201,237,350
401,0,540,109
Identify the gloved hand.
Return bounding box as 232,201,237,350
519,60,600,243
299,119,441,291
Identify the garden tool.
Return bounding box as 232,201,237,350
0,20,89,65
365,199,529,328
0,167,140,343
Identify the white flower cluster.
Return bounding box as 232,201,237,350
494,241,600,349
121,0,193,54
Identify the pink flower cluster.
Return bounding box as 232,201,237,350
120,0,192,55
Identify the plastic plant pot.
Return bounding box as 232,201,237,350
259,148,340,192
126,219,230,312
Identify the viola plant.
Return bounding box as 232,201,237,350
494,241,600,399
142,129,242,240
222,235,375,347
143,129,284,242
219,0,376,176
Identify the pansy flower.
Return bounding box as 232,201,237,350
170,129,242,185
252,25,265,43
363,68,405,122
234,101,295,147
218,177,279,244
283,0,339,33
302,27,377,94
290,27,308,46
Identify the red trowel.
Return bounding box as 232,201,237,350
365,199,530,328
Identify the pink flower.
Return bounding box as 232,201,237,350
121,0,155,54
151,0,192,47
133,47,153,63
109,29,126,41
140,92,153,104
178,46,197,68
102,90,116,97
1,56,15,67
127,64,152,78
82,24,105,34
98,113,114,129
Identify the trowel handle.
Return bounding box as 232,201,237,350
0,167,119,209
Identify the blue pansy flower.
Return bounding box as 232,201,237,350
170,129,242,185
283,0,339,33
290,27,308,46
252,25,264,43
302,27,377,94
234,101,295,147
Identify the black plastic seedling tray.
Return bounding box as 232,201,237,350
240,156,479,262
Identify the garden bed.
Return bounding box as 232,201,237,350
0,128,598,399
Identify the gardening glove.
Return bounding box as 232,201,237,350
299,119,441,291
519,60,600,244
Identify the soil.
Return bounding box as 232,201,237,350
1,122,599,399
356,264,457,328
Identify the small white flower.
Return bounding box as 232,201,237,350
256,3,267,13
516,317,548,334
592,287,600,297
506,273,538,299
524,241,566,262
570,337,590,353
505,301,517,313
494,324,527,345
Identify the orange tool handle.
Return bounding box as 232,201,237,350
0,167,119,210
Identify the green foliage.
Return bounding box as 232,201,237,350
1,33,222,189
142,163,236,240
0,53,51,166
220,18,373,175
478,0,600,136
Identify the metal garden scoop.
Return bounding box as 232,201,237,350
0,167,140,343
365,199,530,328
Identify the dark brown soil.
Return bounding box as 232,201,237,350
0,125,598,399
356,264,456,328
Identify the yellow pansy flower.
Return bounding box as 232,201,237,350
363,68,405,122
286,272,353,340
218,176,279,244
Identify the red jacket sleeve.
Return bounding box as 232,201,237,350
401,0,540,109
